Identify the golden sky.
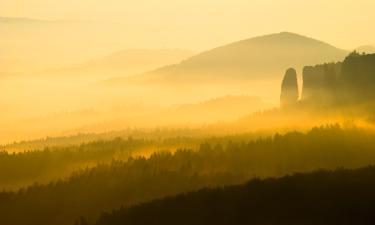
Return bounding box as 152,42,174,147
1,0,374,50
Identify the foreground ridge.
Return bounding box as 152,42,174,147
95,166,375,225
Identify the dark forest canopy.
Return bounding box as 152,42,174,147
0,138,149,190
1,125,375,225
94,166,375,225
0,135,205,190
1,128,209,153
340,52,375,101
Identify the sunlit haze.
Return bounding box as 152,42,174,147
2,2,375,225
1,0,375,51
1,0,375,144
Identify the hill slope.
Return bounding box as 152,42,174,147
46,49,194,77
95,166,375,225
2,126,375,225
108,32,348,84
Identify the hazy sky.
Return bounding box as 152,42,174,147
1,0,374,50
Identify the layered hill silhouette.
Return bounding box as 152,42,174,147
0,17,46,23
107,32,348,85
68,95,267,134
45,49,194,77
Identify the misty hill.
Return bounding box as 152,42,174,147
167,95,266,124
94,166,375,225
0,17,47,24
45,49,194,77
0,93,266,144
108,32,348,84
67,95,267,134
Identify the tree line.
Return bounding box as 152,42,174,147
1,125,375,225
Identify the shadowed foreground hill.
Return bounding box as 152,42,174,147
95,166,375,225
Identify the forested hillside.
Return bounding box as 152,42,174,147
1,126,375,225
94,166,375,225
0,135,202,189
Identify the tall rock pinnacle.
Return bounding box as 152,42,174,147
280,68,299,107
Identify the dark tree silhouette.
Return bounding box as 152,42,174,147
94,166,375,225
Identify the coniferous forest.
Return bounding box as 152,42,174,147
94,166,375,225
2,126,375,225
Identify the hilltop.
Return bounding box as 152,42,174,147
107,32,348,85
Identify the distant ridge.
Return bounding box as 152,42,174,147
0,17,47,23
106,32,348,85
0,17,92,24
45,49,194,77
